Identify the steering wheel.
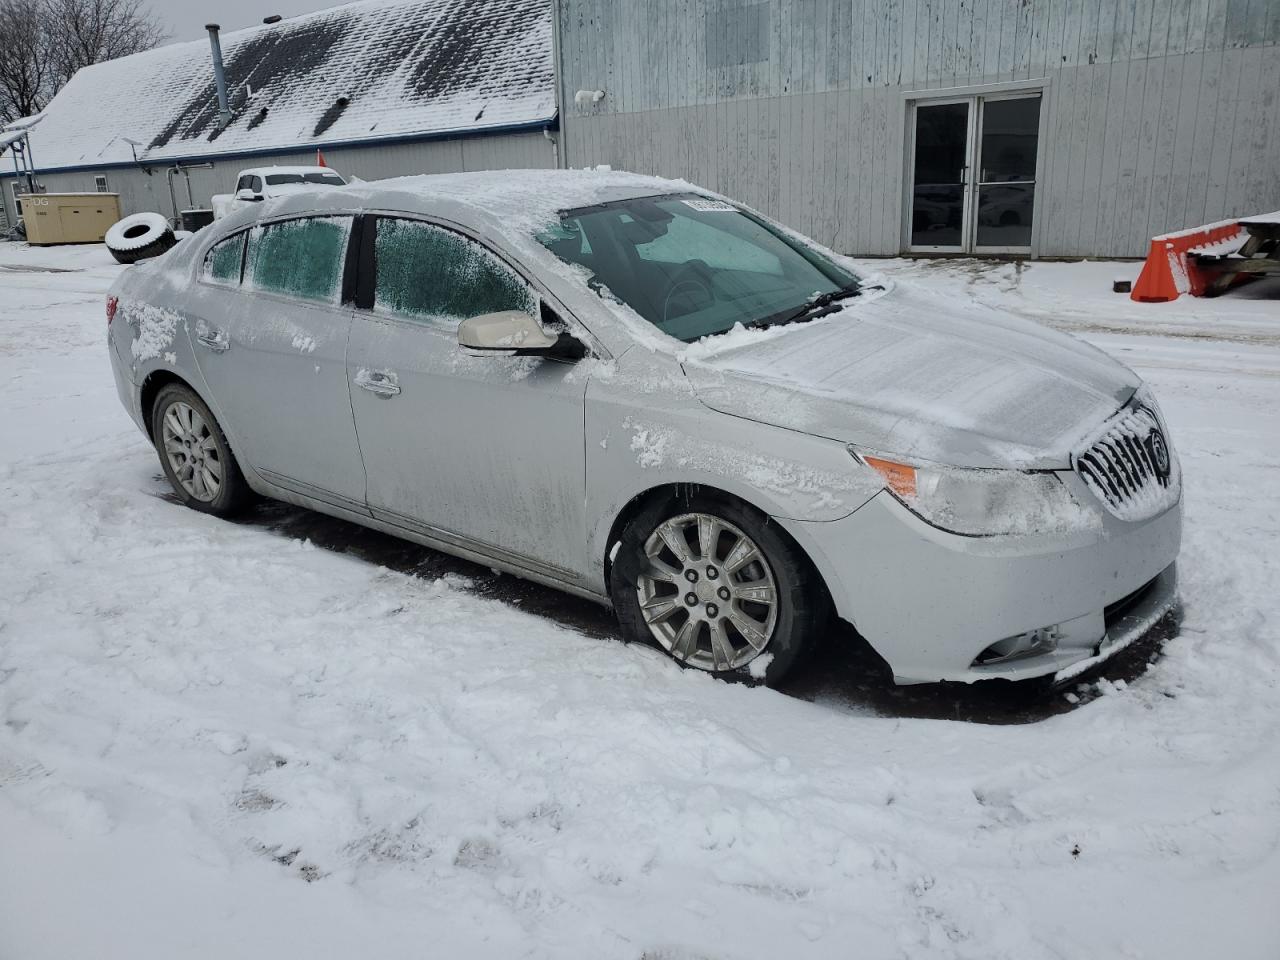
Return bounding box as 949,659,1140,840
661,260,715,327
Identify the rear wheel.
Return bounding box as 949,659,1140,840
610,494,827,686
151,384,250,516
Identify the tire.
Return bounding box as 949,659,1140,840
106,212,177,264
150,384,251,517
610,492,829,687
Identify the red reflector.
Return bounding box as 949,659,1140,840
106,296,118,324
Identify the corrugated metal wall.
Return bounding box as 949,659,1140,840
556,0,1280,257
1,131,556,229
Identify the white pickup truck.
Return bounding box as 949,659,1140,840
210,165,347,220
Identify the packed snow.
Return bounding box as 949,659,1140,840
1,244,1278,959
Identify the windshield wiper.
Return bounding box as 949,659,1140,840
752,284,861,330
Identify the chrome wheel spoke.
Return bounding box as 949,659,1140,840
640,594,681,624
734,583,776,604
644,557,682,584
723,537,760,574
696,515,719,563
201,466,219,495
656,523,694,564
163,408,184,440
708,618,734,671
204,455,222,479
728,606,769,651
670,618,699,661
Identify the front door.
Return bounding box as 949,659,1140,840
907,92,1042,254
346,215,590,583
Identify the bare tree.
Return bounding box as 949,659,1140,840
42,0,166,88
0,0,53,126
0,0,164,127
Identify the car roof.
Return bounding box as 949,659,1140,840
253,168,699,236
243,165,341,177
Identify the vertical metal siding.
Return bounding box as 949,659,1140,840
557,0,1280,257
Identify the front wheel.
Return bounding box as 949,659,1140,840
151,384,250,516
610,494,828,686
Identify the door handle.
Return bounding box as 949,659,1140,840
354,368,401,397
197,329,229,352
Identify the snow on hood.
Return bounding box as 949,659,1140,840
681,282,1140,469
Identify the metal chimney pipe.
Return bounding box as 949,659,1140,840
205,24,233,130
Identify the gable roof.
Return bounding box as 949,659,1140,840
5,0,555,173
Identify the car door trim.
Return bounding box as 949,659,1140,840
256,468,371,515
372,502,584,585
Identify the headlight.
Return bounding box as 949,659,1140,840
850,449,1099,537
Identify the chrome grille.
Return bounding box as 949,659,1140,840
1074,403,1176,520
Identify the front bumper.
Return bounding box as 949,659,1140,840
785,481,1182,684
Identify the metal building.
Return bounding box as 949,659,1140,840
553,0,1280,258
1,0,557,230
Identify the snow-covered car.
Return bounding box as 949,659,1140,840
210,166,346,219
105,170,1181,688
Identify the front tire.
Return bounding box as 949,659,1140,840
610,493,828,686
151,384,250,516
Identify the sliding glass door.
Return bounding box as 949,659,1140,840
907,92,1041,254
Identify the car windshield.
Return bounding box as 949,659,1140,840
264,173,346,186
537,193,860,342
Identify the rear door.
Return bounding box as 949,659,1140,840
346,215,590,582
190,214,368,512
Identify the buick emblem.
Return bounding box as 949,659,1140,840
1146,428,1171,479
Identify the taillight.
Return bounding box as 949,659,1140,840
106,296,118,324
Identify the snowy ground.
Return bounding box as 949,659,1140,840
1,242,1278,959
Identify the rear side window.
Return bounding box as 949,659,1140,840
372,218,535,325
202,233,245,285
245,216,352,304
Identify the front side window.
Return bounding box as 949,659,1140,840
372,217,535,325
537,194,860,343
245,216,352,304
203,232,245,285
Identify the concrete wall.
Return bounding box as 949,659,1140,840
1,130,557,230
555,0,1280,257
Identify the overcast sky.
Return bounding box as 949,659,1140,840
153,0,335,45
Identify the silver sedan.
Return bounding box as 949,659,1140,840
106,170,1181,687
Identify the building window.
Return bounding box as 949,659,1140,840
94,175,109,193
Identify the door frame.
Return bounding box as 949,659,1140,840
901,77,1050,257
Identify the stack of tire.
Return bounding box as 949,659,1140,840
104,212,178,265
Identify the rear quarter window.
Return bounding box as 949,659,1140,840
245,216,352,304
202,233,245,285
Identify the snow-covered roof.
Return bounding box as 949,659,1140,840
3,0,554,173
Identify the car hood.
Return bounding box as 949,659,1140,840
680,283,1139,469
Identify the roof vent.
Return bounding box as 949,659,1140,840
205,24,233,131
263,14,282,24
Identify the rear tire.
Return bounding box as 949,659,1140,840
151,384,250,517
610,493,828,687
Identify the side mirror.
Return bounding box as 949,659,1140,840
235,189,263,202
457,310,584,360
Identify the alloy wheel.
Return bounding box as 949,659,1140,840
636,512,779,671
160,400,222,502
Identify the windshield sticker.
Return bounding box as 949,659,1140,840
683,198,737,213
